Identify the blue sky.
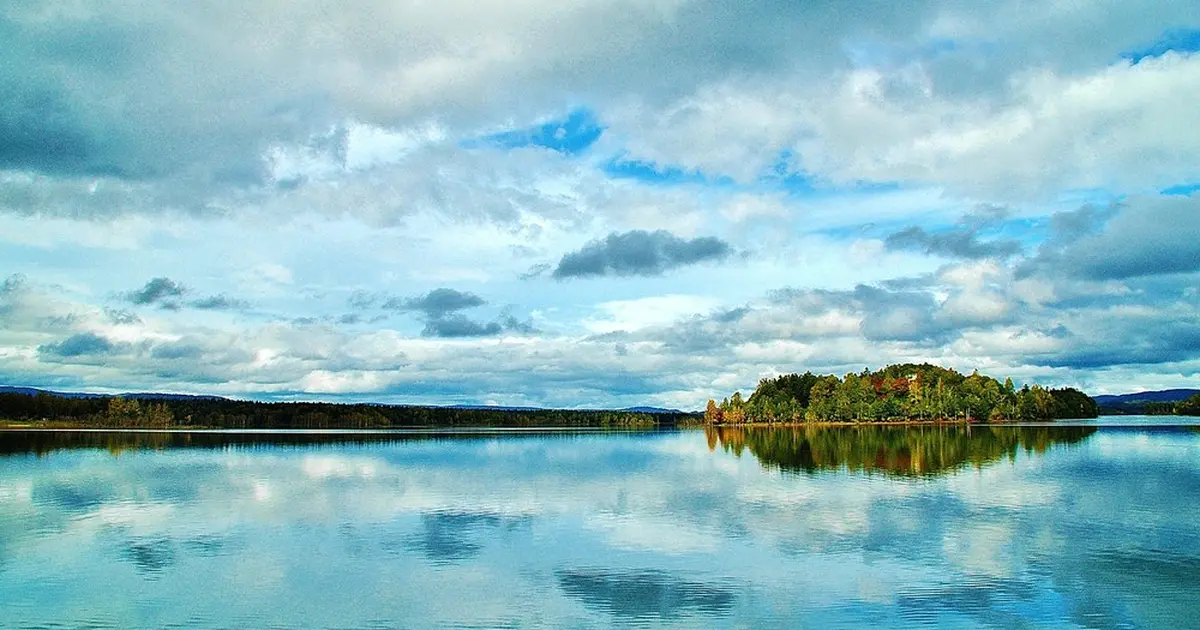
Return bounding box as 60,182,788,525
1,0,1198,408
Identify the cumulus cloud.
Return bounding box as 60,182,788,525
125,277,186,308
38,332,119,358
150,342,205,361
347,290,381,311
104,308,142,325
385,288,487,317
885,207,1022,260
1046,203,1120,244
122,278,247,312
344,288,534,339
189,295,250,311
422,314,502,338
886,227,1022,260
1,273,26,294
760,284,955,345
852,285,946,342
1060,197,1200,280
788,48,1200,198
712,307,750,324
1024,195,1200,280
499,310,538,335
553,230,732,279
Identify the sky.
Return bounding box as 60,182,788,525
1,1,1199,409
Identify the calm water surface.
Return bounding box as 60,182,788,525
1,419,1198,629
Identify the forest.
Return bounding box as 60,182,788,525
1140,393,1200,416
705,363,1098,424
0,390,693,430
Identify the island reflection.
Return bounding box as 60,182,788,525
704,424,1097,476
1,426,1099,479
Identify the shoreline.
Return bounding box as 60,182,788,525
3,418,1003,431
701,419,979,428
0,422,662,432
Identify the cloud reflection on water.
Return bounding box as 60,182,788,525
557,567,737,621
0,427,1196,628
405,511,530,565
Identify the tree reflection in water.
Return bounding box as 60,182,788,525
705,424,1097,476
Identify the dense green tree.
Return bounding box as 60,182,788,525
106,397,142,427
749,371,819,409
1143,401,1176,415
705,399,722,424
711,364,1096,424
1174,394,1200,416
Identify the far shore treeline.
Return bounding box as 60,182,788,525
0,392,691,430
705,363,1098,424
0,362,1116,430
1112,393,1200,416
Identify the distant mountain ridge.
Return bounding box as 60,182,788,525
0,386,685,414
621,406,685,414
446,405,685,414
8,383,1196,416
1091,389,1200,404
1094,388,1200,415
0,386,227,402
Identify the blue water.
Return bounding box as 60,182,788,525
0,419,1197,629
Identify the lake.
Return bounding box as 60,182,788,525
1,419,1198,629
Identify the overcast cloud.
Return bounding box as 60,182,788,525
1,1,1198,407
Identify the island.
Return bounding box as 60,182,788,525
704,363,1097,425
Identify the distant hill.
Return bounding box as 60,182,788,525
1094,389,1200,415
0,386,227,402
622,406,685,414
445,404,544,412
1092,389,1200,404
123,392,229,402
446,404,687,414
0,386,683,414
0,386,98,398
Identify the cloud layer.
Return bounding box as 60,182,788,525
1,1,1198,406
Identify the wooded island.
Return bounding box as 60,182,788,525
705,363,1097,424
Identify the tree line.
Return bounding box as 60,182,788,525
704,363,1098,424
0,391,695,429
1141,393,1200,416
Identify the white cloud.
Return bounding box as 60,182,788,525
583,295,722,334
798,52,1200,197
